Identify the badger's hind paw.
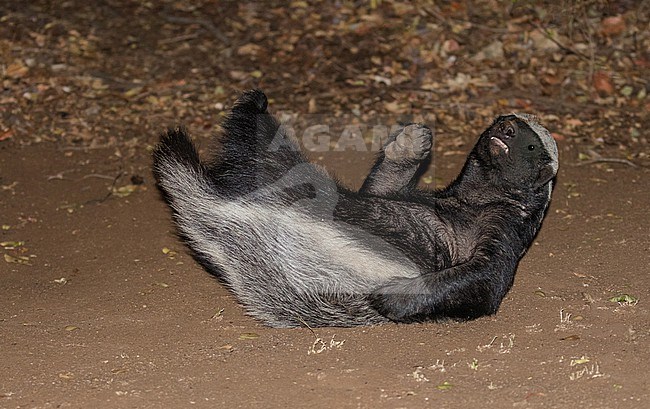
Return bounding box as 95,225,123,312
384,124,432,161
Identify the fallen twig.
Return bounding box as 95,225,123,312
575,158,638,168
163,15,229,44
84,170,124,205
82,173,121,180
157,33,200,46
532,22,591,61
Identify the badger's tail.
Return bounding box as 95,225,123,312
152,126,203,199
152,126,231,281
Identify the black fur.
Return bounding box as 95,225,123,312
152,89,558,327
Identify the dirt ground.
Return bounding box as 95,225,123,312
1,1,649,408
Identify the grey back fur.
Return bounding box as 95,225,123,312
155,148,419,327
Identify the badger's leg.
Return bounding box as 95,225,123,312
206,89,311,195
359,124,432,198
368,235,518,323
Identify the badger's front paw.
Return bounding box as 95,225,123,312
384,124,432,161
368,277,431,323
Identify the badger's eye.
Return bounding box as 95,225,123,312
527,145,536,151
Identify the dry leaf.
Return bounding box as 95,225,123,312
308,98,317,113
237,43,262,56
442,39,460,53
4,254,32,265
1,241,24,249
592,71,614,95
600,15,626,36
529,29,560,52
472,41,504,61
5,61,29,79
0,129,14,141
123,86,144,98
238,332,260,340
565,118,583,127
112,184,140,197
383,101,408,114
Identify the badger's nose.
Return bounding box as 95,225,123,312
500,120,517,139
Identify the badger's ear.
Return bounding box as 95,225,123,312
533,164,556,189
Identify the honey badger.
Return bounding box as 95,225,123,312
152,90,558,327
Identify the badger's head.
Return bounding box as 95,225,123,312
473,114,559,193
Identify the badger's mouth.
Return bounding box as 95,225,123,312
490,136,509,155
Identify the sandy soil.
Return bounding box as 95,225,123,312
1,1,649,408
2,139,649,408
